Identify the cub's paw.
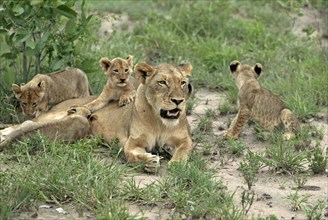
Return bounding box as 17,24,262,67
220,130,238,139
144,153,162,173
283,132,296,141
119,95,135,107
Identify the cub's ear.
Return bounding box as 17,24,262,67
126,55,133,68
99,57,112,73
37,81,46,92
67,107,77,115
254,63,262,78
229,60,241,73
134,63,156,84
12,84,21,97
178,60,192,78
88,114,98,121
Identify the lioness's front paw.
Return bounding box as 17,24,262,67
119,95,135,107
144,153,161,173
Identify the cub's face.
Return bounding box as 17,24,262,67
229,60,262,84
135,61,192,126
12,82,45,116
99,56,133,87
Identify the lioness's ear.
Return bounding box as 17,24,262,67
229,60,241,73
187,83,193,99
254,63,262,78
134,63,155,84
99,57,112,73
178,60,192,78
12,84,21,97
126,55,133,68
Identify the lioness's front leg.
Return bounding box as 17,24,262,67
222,108,250,139
124,136,161,173
169,137,193,164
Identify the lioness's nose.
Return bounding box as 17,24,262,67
120,79,126,83
171,98,184,105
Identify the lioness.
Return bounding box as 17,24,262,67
83,56,138,112
221,60,300,140
1,61,193,172
12,67,92,117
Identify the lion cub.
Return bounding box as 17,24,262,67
0,106,93,149
222,61,300,140
82,56,138,112
12,67,91,117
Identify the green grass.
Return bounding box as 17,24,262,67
1,0,327,219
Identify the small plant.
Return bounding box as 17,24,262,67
195,115,213,133
241,189,255,215
287,190,311,211
265,142,307,174
226,139,246,157
238,150,263,190
301,199,325,220
186,97,196,115
293,172,309,189
254,125,271,142
307,146,327,174
218,101,232,115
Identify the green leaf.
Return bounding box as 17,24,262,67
54,5,77,19
1,52,17,59
26,39,36,49
16,34,30,43
31,0,43,6
3,67,16,87
51,59,63,70
65,19,76,35
13,5,24,16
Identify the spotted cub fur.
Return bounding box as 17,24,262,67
222,61,299,140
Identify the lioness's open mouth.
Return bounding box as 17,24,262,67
160,108,180,119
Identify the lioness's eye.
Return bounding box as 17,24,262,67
114,69,119,73
32,103,37,107
181,81,186,87
158,80,166,85
125,69,129,73
22,103,26,107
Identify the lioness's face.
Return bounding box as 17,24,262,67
135,62,192,126
99,56,133,87
12,83,45,116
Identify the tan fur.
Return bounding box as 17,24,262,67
12,67,91,117
1,61,193,172
0,106,93,148
83,56,139,112
221,61,300,140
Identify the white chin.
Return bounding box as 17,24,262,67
117,83,127,87
161,118,179,128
